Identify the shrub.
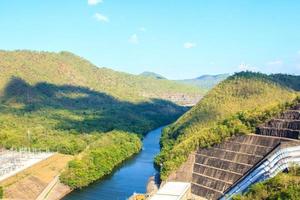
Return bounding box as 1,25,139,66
60,131,142,188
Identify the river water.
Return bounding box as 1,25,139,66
63,127,163,200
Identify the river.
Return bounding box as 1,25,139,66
63,127,163,200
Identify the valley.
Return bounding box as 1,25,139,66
1,1,300,200
0,50,204,199
63,127,163,200
0,63,300,200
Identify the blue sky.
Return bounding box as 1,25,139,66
1,0,300,79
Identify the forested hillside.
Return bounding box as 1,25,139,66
156,72,300,179
0,50,202,188
0,51,201,104
0,50,196,151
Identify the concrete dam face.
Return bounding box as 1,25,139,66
190,103,300,200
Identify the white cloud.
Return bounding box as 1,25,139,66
129,34,139,44
94,13,109,22
183,42,197,49
88,0,103,5
139,27,147,32
238,63,257,72
267,60,283,66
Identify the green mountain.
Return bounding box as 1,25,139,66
0,50,203,188
156,71,300,179
0,50,205,149
0,51,201,104
177,73,230,91
140,71,166,79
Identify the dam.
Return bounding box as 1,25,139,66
163,103,300,200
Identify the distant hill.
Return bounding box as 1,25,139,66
156,71,300,179
140,71,166,79
140,72,229,97
177,73,230,91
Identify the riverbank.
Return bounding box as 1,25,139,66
0,127,165,200
44,148,147,200
62,127,164,200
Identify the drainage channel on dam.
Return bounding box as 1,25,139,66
63,127,163,200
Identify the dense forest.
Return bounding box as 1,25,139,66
0,50,203,188
0,78,185,154
60,132,142,188
233,166,300,200
156,72,300,179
